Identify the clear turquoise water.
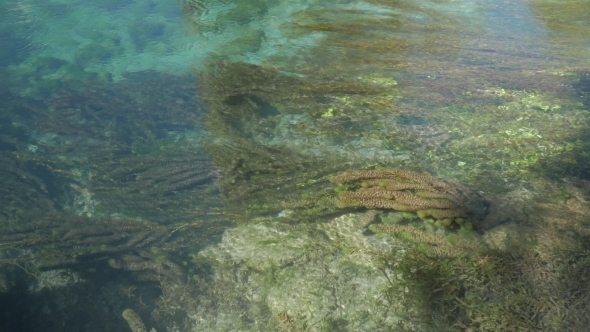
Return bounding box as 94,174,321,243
1,0,590,331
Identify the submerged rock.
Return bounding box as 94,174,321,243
191,214,419,331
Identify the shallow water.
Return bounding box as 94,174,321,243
1,0,590,331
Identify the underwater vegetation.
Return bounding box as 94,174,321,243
188,56,590,332
198,61,380,223
178,0,590,324
14,72,218,222
0,212,224,274
2,0,590,331
332,168,487,230
173,174,590,331
89,153,220,222
168,170,590,331
0,210,228,331
37,73,201,151
0,73,229,331
527,0,590,64
0,150,57,220
0,91,62,220
173,1,590,330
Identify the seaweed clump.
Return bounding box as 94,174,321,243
332,168,488,229
0,211,227,331
89,153,219,222
198,62,375,223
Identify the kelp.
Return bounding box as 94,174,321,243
0,75,225,330
332,168,488,229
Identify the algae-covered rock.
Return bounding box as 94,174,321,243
191,214,418,331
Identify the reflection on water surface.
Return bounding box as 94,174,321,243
1,0,590,331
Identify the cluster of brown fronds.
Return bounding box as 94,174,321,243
40,73,200,147
332,169,486,228
0,80,229,330
0,211,230,331
0,213,223,280
0,152,56,220
90,153,220,222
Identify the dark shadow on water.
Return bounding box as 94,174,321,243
0,266,162,332
532,72,590,181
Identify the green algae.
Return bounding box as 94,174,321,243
194,215,415,331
